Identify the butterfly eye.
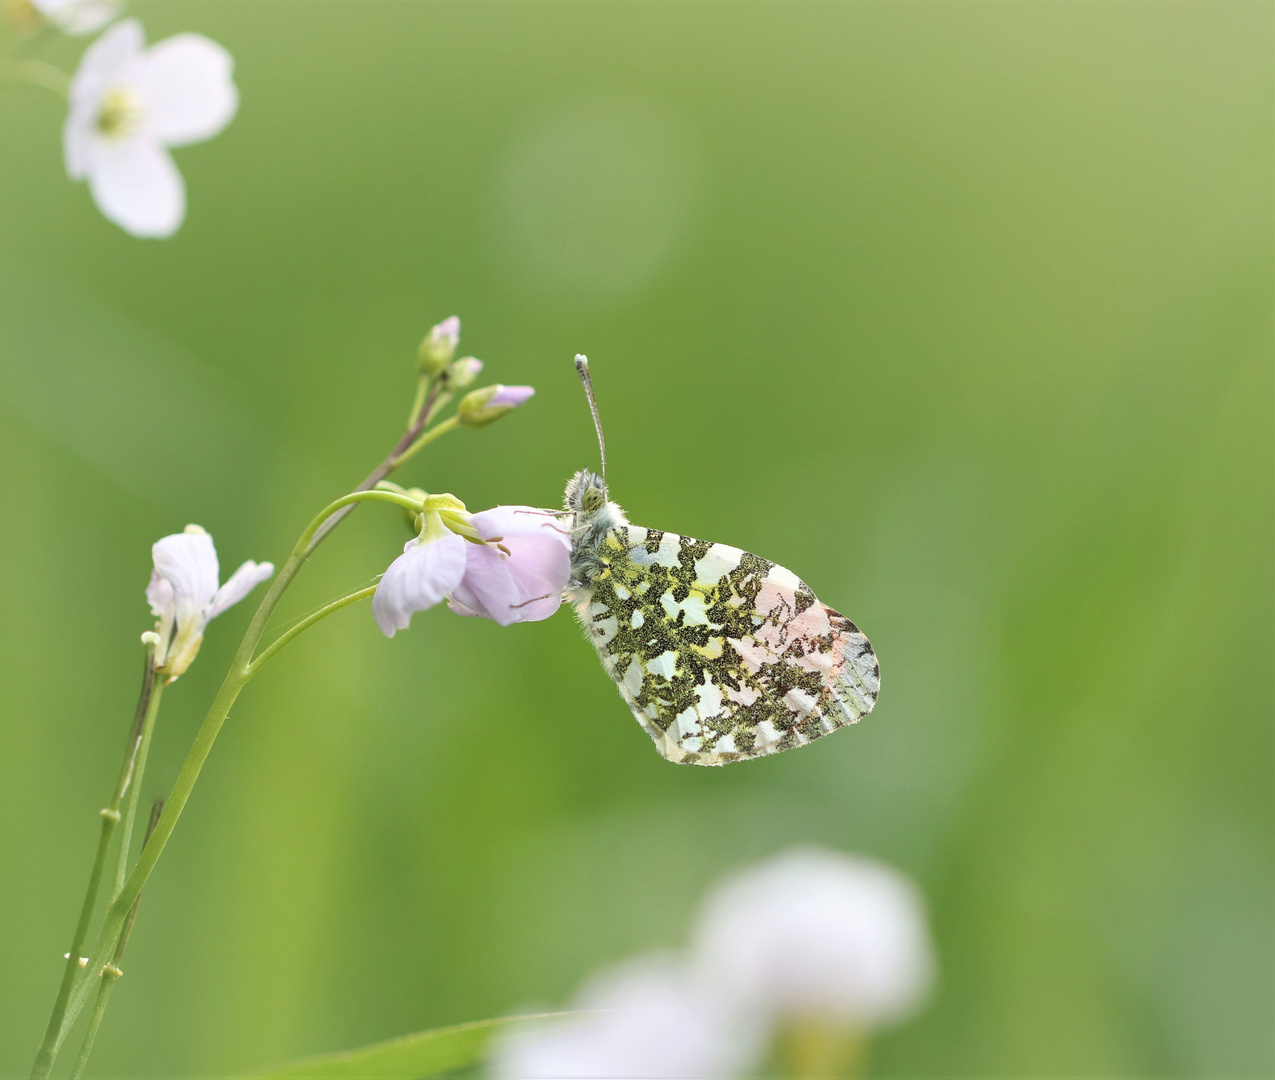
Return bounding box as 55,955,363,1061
582,487,605,511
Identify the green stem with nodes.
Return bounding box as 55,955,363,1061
392,414,461,469
0,58,68,97
69,800,164,1080
112,674,164,901
34,489,423,1076
30,649,160,1079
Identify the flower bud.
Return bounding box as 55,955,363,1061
417,316,460,377
446,356,483,390
457,384,535,429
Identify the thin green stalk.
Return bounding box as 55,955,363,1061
111,676,165,899
309,386,446,549
69,801,164,1080
406,374,432,428
30,650,157,1079
392,414,461,469
248,584,377,676
40,489,422,1070
0,58,68,96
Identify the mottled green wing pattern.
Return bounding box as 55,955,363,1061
574,525,879,765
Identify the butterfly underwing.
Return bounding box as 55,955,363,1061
563,468,879,765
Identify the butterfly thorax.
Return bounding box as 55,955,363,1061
564,468,629,592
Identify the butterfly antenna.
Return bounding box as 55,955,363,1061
575,354,607,487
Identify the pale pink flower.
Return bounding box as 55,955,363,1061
373,506,569,636
447,506,570,625
147,524,273,676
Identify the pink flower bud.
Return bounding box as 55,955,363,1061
458,384,536,428
417,315,461,376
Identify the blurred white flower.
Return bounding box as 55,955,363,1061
691,846,936,1030
147,524,273,678
64,18,238,237
31,0,121,35
489,952,764,1080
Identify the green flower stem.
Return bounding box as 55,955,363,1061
309,401,446,549
422,389,453,427
406,375,432,429
391,414,461,469
247,584,378,676
0,58,69,97
111,674,165,900
69,801,163,1080
37,489,422,1074
30,649,159,1079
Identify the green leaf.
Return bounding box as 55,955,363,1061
233,1013,563,1080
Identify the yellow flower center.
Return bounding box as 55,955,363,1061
97,87,144,137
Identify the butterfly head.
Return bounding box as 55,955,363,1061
564,468,607,514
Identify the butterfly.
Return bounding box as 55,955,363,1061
564,357,879,766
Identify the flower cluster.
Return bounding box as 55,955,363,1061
490,847,936,1079
9,0,238,237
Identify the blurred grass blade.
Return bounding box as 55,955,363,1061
233,1014,565,1080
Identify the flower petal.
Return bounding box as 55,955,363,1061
34,0,123,35
87,137,185,237
134,33,238,147
145,567,175,618
206,560,274,621
691,847,935,1027
488,385,535,409
489,952,762,1079
499,534,571,622
151,527,220,612
373,533,468,637
68,17,141,110
448,544,522,626
469,505,570,545
64,17,143,178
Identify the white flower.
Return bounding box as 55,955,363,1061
691,846,936,1030
31,0,121,35
64,18,238,237
489,952,764,1080
147,524,273,677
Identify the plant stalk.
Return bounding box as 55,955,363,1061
30,650,158,1078
38,490,422,1071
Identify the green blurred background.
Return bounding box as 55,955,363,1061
1,2,1271,1075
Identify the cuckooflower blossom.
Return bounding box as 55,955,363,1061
488,953,763,1080
373,503,569,636
147,524,273,678
31,0,120,35
691,846,936,1030
64,18,238,237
